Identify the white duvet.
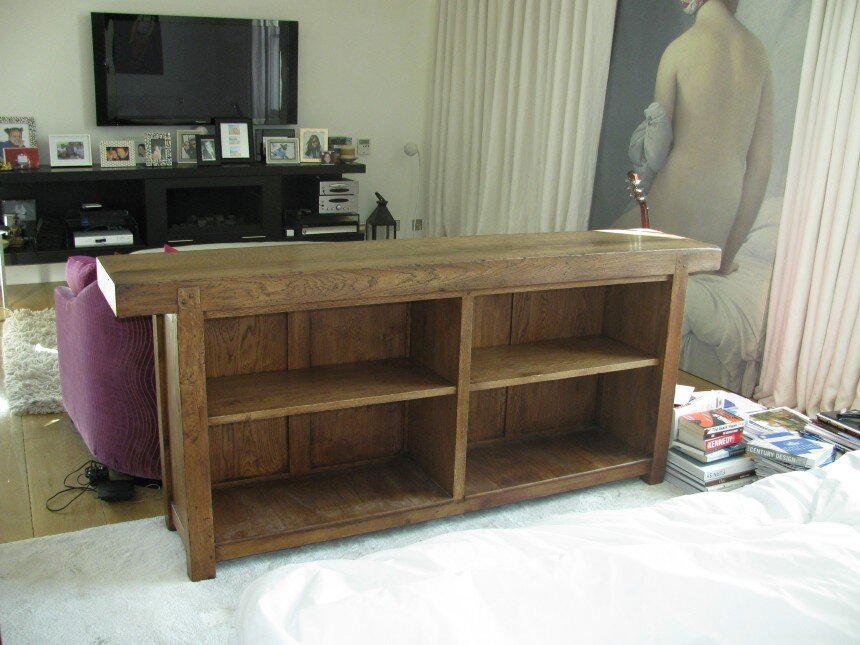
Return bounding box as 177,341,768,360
235,453,860,644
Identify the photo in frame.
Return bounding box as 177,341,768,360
263,137,299,164
3,147,39,170
253,125,297,161
300,128,328,163
176,129,204,164
99,139,135,168
196,134,221,166
135,140,147,164
0,116,36,150
48,134,92,167
214,118,253,162
144,132,173,167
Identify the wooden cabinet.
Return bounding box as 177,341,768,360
97,231,719,580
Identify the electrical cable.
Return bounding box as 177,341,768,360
45,459,105,512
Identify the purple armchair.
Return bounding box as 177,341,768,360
54,256,161,480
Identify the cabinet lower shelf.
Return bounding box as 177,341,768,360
209,428,651,562
212,457,451,560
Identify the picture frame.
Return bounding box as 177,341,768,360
300,128,328,163
253,125,297,161
0,116,36,150
144,132,173,167
176,129,204,164
196,134,221,166
3,147,39,170
320,150,334,165
135,140,147,165
214,118,253,163
263,137,299,165
48,134,92,167
99,139,135,168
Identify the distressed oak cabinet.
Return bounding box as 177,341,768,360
97,231,720,580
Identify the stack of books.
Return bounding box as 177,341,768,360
666,408,756,493
744,407,837,477
804,409,860,452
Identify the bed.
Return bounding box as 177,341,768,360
679,197,781,395
234,451,859,644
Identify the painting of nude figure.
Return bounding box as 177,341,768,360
590,0,811,395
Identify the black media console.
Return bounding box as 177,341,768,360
0,163,366,265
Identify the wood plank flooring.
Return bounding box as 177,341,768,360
0,280,719,547
0,282,162,546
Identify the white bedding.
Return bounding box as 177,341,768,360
235,452,860,644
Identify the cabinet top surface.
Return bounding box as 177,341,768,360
98,230,720,317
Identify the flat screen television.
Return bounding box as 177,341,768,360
91,13,298,126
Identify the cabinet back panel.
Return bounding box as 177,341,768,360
472,294,513,348
597,367,661,454
511,287,605,344
309,403,404,469
205,314,288,377
468,389,508,443
209,418,289,484
603,281,670,356
310,303,409,366
506,377,598,436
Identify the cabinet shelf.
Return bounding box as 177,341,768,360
207,358,456,425
470,335,658,392
465,429,651,498
212,457,451,559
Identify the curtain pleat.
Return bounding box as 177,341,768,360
428,0,616,236
757,0,860,414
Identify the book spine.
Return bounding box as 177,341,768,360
746,444,812,468
702,432,744,452
667,449,754,481
679,420,745,437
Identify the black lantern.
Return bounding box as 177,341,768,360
365,192,397,240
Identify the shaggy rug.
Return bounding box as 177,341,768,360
1,308,64,414
0,478,683,644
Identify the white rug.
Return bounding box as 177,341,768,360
1,308,64,415
0,478,682,644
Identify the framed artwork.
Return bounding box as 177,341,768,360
48,134,92,167
196,134,221,166
3,147,39,170
214,118,253,163
99,139,135,168
144,132,173,167
253,125,297,161
263,137,299,165
0,116,36,150
176,129,203,164
300,128,328,163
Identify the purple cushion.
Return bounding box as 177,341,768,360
66,256,98,295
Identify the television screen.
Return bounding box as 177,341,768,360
92,13,298,126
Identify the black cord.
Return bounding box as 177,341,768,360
45,459,104,512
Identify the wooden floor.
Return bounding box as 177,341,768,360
0,281,717,546
0,282,162,546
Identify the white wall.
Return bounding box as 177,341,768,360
0,0,437,283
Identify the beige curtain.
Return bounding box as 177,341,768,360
427,0,617,236
757,0,860,414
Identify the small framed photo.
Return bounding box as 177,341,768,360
144,132,173,167
48,134,92,167
253,125,297,161
0,116,36,150
176,129,203,164
300,128,328,163
3,147,39,170
214,118,253,163
99,139,135,168
135,140,147,164
196,134,221,166
263,137,299,165
321,150,334,165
